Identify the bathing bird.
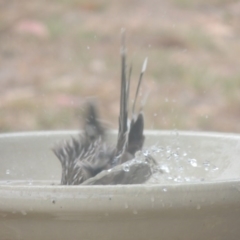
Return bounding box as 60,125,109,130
53,32,148,185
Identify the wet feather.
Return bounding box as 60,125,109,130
53,32,148,185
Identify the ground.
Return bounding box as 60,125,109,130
0,0,240,133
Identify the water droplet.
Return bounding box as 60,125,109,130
173,152,179,159
211,165,219,172
165,98,169,102
154,113,157,117
6,169,10,175
143,151,148,157
162,187,167,192
189,158,198,167
196,205,201,210
159,165,170,173
52,199,56,204
123,164,130,172
174,176,183,183
183,152,188,157
87,46,90,50
203,161,210,171
124,203,129,209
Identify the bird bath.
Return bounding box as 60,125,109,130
0,130,240,240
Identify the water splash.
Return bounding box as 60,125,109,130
122,164,130,172
134,131,219,185
189,158,198,167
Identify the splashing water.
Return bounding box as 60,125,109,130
134,132,220,184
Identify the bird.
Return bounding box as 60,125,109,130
53,102,112,185
53,32,148,185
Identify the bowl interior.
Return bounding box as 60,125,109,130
0,130,240,185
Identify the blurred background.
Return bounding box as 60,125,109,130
0,0,240,132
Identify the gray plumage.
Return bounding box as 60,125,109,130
53,32,148,185
53,103,113,185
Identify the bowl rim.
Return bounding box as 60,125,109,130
0,180,239,214
1,129,240,139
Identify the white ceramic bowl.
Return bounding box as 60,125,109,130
0,131,240,240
